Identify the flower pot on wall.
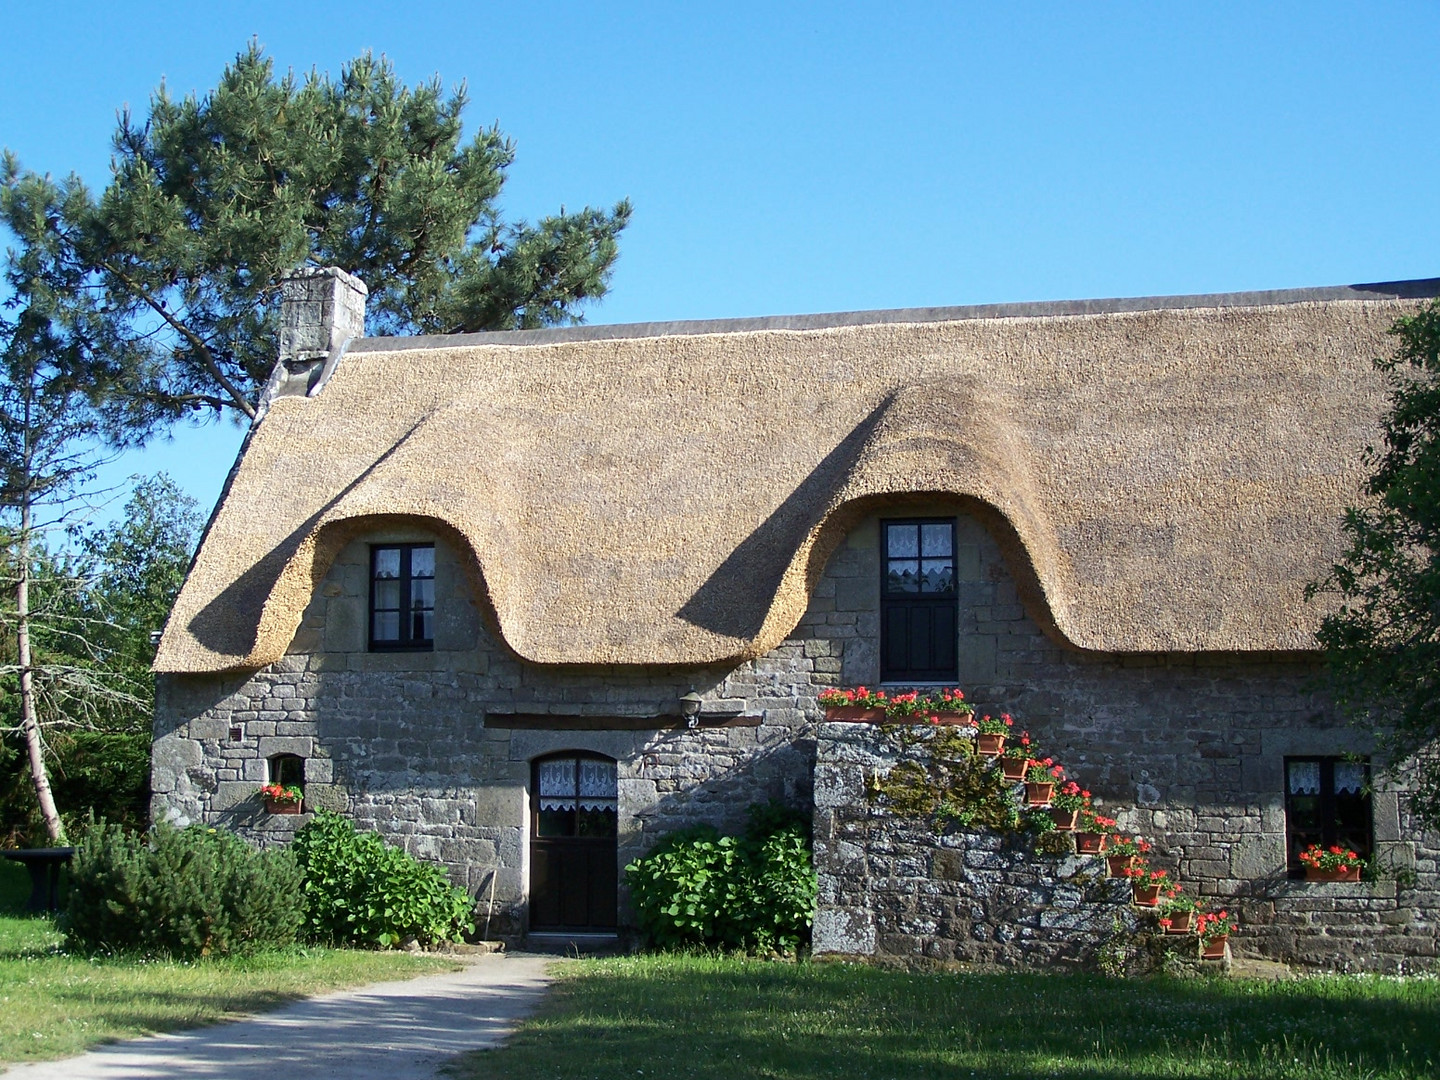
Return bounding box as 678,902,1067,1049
928,713,975,726
1131,883,1162,907
1075,832,1107,854
1163,910,1194,934
1107,854,1138,877
1048,808,1079,831
1023,782,1054,808
1200,936,1229,960
975,733,1005,757
1305,865,1361,883
1000,757,1028,782
824,707,888,722
263,798,303,815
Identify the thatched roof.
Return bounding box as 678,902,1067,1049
154,280,1440,674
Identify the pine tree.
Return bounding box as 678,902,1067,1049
18,43,631,424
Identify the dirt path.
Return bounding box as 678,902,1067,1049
3,952,553,1079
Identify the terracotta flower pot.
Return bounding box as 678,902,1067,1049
975,733,1006,757
1131,883,1162,907
1023,781,1054,808
824,706,887,722
1200,935,1229,960
1163,910,1194,934
928,713,974,726
1304,865,1361,883
1075,832,1108,855
1107,854,1138,877
1000,757,1028,782
1048,808,1079,831
263,797,303,815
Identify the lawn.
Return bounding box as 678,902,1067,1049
0,859,459,1065
454,953,1440,1080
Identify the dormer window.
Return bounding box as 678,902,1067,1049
369,544,435,650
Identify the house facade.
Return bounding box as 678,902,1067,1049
152,268,1440,967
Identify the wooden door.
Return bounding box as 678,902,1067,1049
530,754,618,931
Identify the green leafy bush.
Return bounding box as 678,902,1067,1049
63,820,304,957
624,803,816,953
291,810,474,947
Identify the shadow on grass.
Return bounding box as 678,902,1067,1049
454,958,1440,1080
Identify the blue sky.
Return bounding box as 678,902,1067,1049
4,2,1439,518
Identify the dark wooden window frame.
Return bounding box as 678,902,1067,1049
368,543,435,651
879,517,959,684
1282,755,1373,877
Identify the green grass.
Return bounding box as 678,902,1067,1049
453,953,1440,1080
0,859,460,1065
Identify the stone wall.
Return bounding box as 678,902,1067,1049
813,723,1139,967
154,524,832,938
153,501,1440,964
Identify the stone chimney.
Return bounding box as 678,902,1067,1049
256,266,368,418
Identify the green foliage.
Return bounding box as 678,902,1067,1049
624,803,817,954
4,44,630,425
62,820,304,957
869,726,1021,831
0,477,200,842
1309,301,1440,827
290,810,473,948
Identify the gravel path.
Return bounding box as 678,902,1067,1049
2,952,553,1080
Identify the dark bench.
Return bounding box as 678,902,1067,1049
2,847,74,912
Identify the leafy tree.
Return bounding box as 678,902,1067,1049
0,477,198,842
59,43,630,423
1309,301,1440,828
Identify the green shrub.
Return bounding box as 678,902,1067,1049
63,820,304,957
291,810,474,947
624,803,816,953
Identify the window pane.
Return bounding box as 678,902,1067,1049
373,548,401,579
920,558,955,595
1287,760,1321,795
373,579,401,611
372,610,400,641
921,523,953,557
886,560,920,594
577,807,618,838
886,524,919,558
578,758,617,799
1334,762,1366,795
537,808,575,837
409,546,435,579
412,578,435,611
270,755,304,788
538,758,577,798
411,608,434,642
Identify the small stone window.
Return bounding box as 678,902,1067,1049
880,518,958,683
1284,756,1372,876
269,753,305,792
369,543,435,650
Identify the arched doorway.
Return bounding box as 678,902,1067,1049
530,753,618,931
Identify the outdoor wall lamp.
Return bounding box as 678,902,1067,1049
679,690,704,729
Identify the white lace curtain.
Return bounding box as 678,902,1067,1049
1287,760,1367,796
537,756,617,811
1288,760,1321,795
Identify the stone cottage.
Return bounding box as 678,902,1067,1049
151,267,1440,968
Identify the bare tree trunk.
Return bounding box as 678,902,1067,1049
17,418,65,844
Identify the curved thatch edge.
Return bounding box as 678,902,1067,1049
158,480,1074,676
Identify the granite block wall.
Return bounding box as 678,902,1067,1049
152,502,1439,964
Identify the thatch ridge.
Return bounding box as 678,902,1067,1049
156,290,1424,673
